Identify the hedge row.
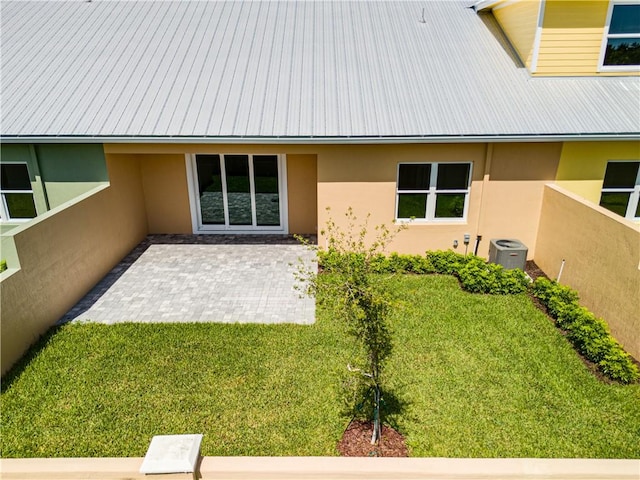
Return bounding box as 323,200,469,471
532,278,639,384
317,249,639,384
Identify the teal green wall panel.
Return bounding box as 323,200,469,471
1,143,109,215
0,144,48,215
34,144,108,208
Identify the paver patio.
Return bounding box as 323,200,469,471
60,235,316,325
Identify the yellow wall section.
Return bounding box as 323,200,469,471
286,154,318,234
493,0,541,68
556,141,640,204
535,0,638,76
140,154,192,234
1,154,148,375
535,184,640,359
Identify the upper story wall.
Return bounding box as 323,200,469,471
492,0,542,70
484,0,640,76
537,0,611,76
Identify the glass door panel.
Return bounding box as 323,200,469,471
253,155,280,226
196,155,224,224
224,155,252,226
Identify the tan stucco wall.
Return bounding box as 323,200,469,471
0,154,148,375
535,184,640,360
317,144,485,254
317,143,561,258
139,154,192,234
478,142,562,258
103,142,560,256
287,154,317,234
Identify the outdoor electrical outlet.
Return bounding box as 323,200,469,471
463,234,470,245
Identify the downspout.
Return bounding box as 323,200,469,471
474,143,493,257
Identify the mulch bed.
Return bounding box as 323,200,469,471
337,420,408,457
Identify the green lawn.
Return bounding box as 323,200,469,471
2,275,639,458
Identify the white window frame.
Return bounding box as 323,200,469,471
0,162,37,222
186,153,289,234
395,162,472,223
598,1,640,72
599,161,640,220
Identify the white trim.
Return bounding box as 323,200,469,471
0,162,37,222
530,0,545,73
598,1,640,73
599,160,640,220
395,162,472,223
186,153,289,234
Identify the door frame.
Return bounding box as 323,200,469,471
185,153,289,234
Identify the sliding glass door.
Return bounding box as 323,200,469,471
191,154,286,232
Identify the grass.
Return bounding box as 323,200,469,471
2,275,639,458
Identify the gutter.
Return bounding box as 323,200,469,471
1,133,639,145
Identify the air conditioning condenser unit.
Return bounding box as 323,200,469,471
488,239,528,270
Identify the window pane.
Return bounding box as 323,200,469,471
398,164,430,190
253,156,280,226
603,162,639,188
196,155,224,225
436,163,470,190
604,38,640,66
4,193,37,218
609,5,640,34
636,198,640,218
1,164,32,190
600,192,631,217
397,193,427,218
435,193,466,218
225,155,252,225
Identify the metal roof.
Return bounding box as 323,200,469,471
1,0,639,142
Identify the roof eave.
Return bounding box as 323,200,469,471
2,134,639,145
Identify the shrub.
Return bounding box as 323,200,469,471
457,257,529,295
0,259,6,273
426,250,470,275
532,278,639,384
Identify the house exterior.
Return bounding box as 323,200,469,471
1,0,639,373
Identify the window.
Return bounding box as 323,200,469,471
599,161,640,219
0,163,37,221
396,163,471,221
190,154,286,232
601,2,640,69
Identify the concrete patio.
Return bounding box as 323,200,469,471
60,235,316,325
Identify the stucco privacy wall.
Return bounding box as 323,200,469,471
555,141,640,204
0,154,147,375
317,143,561,257
535,184,640,360
104,145,318,235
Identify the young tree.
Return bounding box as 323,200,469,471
296,208,405,444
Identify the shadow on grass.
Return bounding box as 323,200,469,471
342,383,411,434
1,325,63,393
